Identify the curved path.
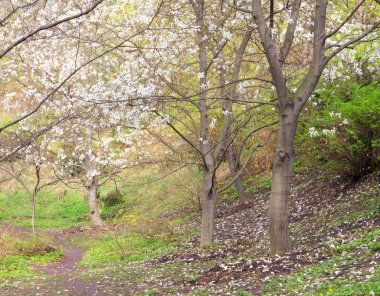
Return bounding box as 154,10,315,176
0,225,113,296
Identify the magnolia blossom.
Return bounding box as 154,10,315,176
210,117,217,129
309,127,319,138
322,128,336,136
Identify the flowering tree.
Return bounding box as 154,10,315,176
0,0,160,156
244,0,380,254
0,132,58,233
0,0,164,226
133,0,277,245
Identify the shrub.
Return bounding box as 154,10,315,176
297,82,380,180
14,236,59,256
123,214,176,240
101,189,124,207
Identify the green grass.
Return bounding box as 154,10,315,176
312,268,379,296
0,235,63,282
263,229,380,295
244,173,272,194
0,252,62,281
80,231,177,268
0,189,89,229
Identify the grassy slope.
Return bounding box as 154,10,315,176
0,169,379,295
0,189,89,229
78,171,380,295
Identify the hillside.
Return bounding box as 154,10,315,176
0,171,379,295
1,1,379,296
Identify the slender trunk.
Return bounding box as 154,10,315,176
200,169,217,246
269,107,296,255
195,0,217,247
88,183,102,226
226,142,248,203
31,165,40,235
30,193,36,235
86,126,103,226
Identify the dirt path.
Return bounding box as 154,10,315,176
37,246,87,275
0,225,113,296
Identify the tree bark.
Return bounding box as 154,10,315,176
269,105,296,255
226,142,249,203
86,126,103,226
200,169,217,246
30,193,36,235
88,183,102,226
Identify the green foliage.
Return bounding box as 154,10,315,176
201,241,221,250
0,255,34,280
0,189,89,228
264,230,380,295
80,231,177,268
112,166,201,228
99,189,126,219
297,82,380,179
139,290,160,295
312,267,379,296
0,235,63,282
12,236,61,257
0,252,62,281
334,229,380,255
223,186,238,202
361,197,380,219
100,189,124,207
245,173,272,194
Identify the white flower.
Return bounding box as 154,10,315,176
222,110,232,116
162,115,170,124
309,127,319,137
342,118,348,125
210,117,217,129
222,30,233,41
209,23,217,31
199,137,209,145
322,128,336,136
284,11,295,24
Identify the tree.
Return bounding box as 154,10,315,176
0,0,158,152
0,0,164,226
51,111,148,226
135,0,275,245
0,0,104,60
0,139,58,233
248,0,380,254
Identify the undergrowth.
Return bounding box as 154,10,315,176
264,229,380,295
0,189,89,229
80,231,177,268
0,235,63,281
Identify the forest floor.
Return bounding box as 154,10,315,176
0,171,379,295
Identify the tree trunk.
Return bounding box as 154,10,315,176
269,107,296,255
200,169,217,246
30,193,36,235
85,126,103,226
226,143,249,203
88,184,102,226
